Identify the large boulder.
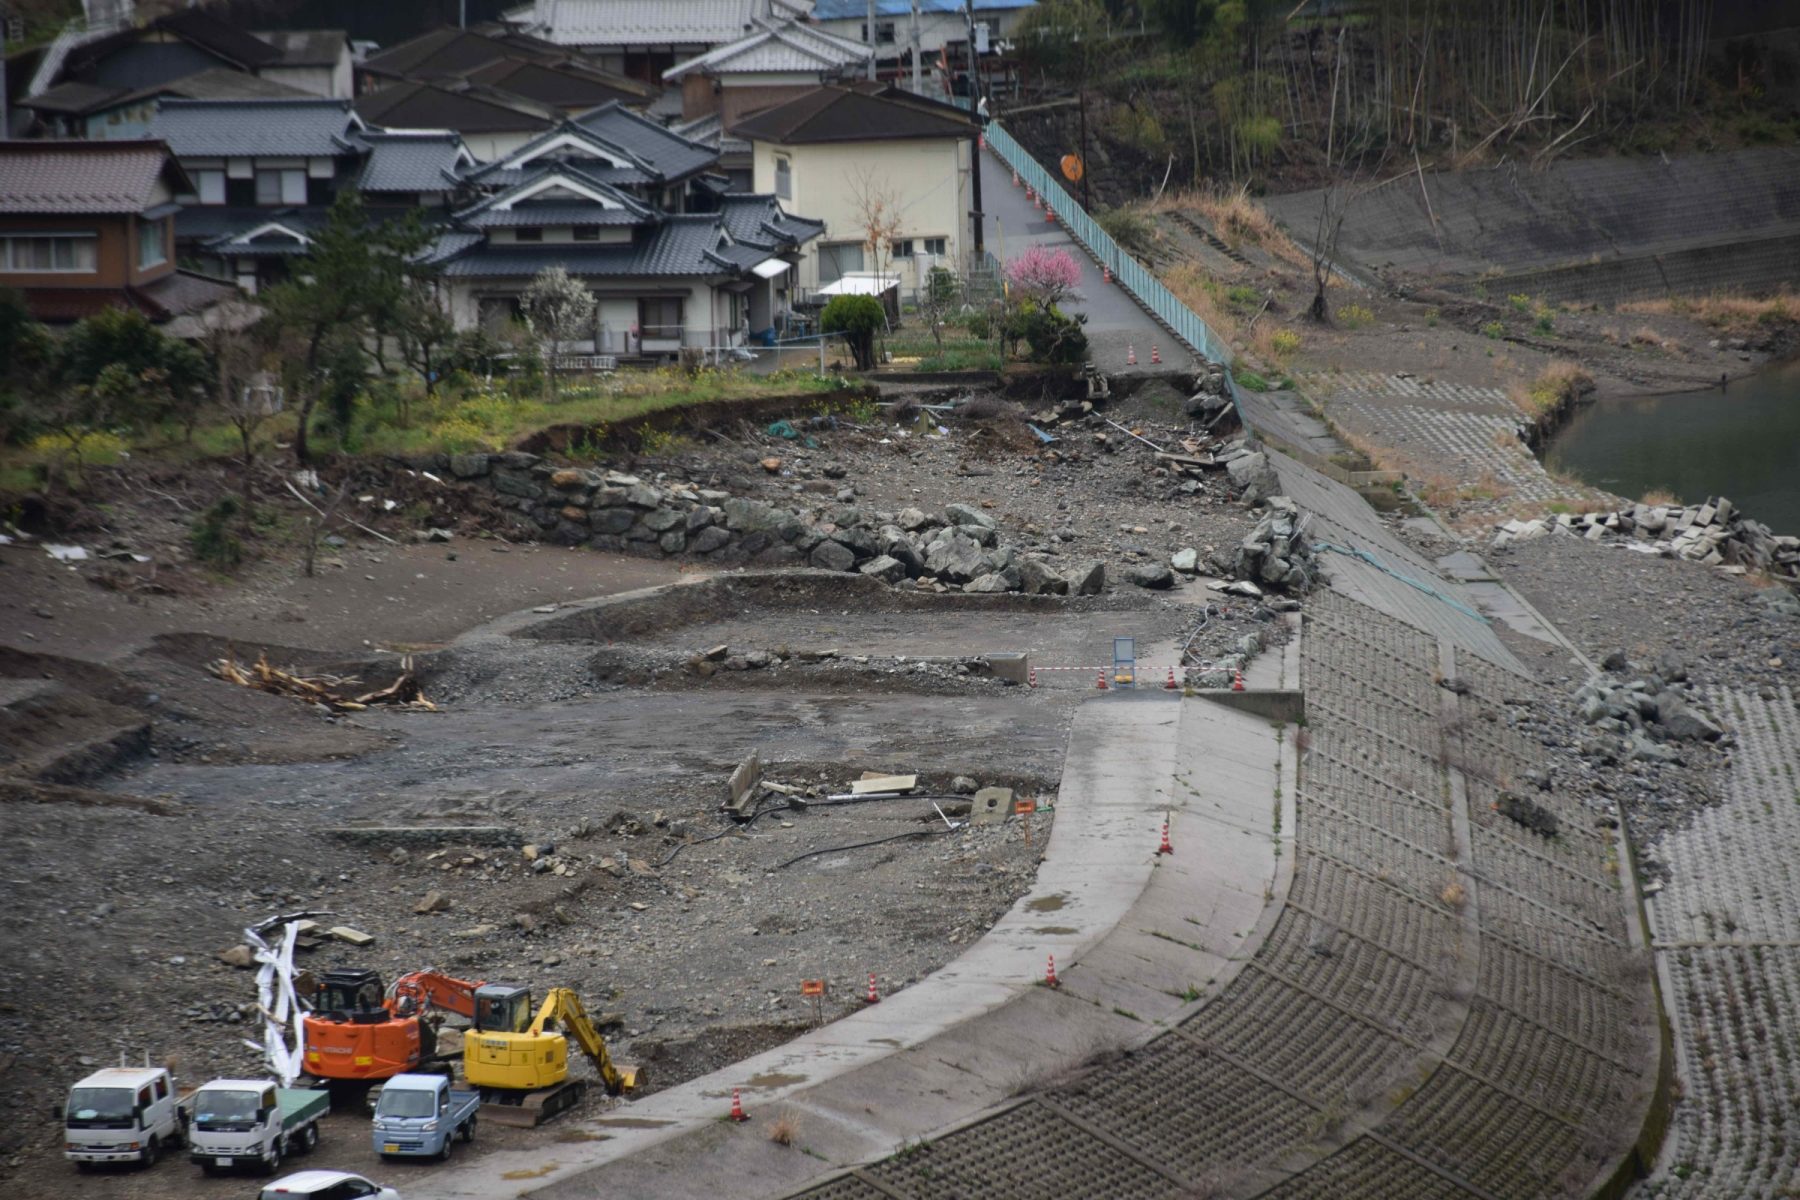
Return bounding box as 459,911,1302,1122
1127,563,1175,590
945,502,998,531
809,539,857,572
924,533,995,583
859,555,908,584
1069,561,1106,595
964,572,1013,593
1017,557,1069,596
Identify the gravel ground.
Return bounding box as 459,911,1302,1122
0,381,1275,1200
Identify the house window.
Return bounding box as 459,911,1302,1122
188,169,226,205
137,219,167,270
774,156,791,201
572,226,599,242
923,236,947,256
891,239,912,259
638,297,683,340
515,228,543,243
255,168,306,205
817,241,864,286
1,234,98,273
860,20,896,43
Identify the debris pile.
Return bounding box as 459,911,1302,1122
1493,496,1800,585
1572,652,1725,766
1228,496,1317,593
210,652,438,713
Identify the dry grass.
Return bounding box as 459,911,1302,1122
1439,880,1469,910
767,1110,801,1147
1146,184,1311,269
1163,262,1243,347
1251,322,1302,365
1510,360,1594,420
1619,289,1799,329
1639,487,1679,506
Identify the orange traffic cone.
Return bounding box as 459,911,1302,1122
1232,667,1245,692
1096,670,1109,691
1028,666,1039,688
1156,817,1173,855
1102,265,1111,283
1126,344,1137,366
729,1088,748,1121
865,973,880,1004
1151,344,1162,365
1045,954,1060,988
1012,168,1020,187
1164,666,1178,690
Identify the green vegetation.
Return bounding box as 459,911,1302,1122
1337,304,1374,330
1236,369,1270,392
821,294,886,371
1481,321,1506,339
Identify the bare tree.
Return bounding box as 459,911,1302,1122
202,300,277,525
1308,186,1350,324
847,167,905,295
521,265,597,399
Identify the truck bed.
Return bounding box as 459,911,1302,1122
275,1089,329,1130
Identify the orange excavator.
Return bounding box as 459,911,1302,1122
300,968,483,1088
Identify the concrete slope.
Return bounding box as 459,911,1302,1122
418,692,1291,1200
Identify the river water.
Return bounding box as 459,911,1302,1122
1544,359,1800,534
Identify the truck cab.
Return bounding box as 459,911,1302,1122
63,1065,183,1168
187,1078,326,1175
371,1072,479,1160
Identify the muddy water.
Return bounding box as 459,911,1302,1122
1545,359,1800,532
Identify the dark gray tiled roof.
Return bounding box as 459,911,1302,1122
148,98,362,159
570,103,717,182
174,204,327,244
438,214,734,278
460,202,644,228
717,192,824,250
463,163,653,189
354,132,470,194
454,163,654,222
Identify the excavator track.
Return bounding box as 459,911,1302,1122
477,1081,586,1128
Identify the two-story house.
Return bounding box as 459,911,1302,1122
500,0,812,84
0,140,234,324
736,83,975,299
356,26,656,117
146,97,373,293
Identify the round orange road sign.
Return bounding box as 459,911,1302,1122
1061,154,1084,183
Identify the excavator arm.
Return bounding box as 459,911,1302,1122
532,988,640,1095
390,970,484,1019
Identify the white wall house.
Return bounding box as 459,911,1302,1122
737,84,973,299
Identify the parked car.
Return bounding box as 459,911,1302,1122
257,1168,399,1199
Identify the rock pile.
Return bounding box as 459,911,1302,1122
1493,496,1800,584
1213,496,1316,594
427,451,1105,596
1573,651,1725,765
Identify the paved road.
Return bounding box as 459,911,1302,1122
978,146,1189,376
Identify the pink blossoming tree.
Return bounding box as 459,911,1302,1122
1004,245,1082,309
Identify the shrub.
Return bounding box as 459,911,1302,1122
1481,321,1505,339
190,497,246,570
965,311,993,341
1097,206,1156,258
1338,304,1374,329
1236,369,1269,392
1508,293,1532,312
821,294,886,371
1270,329,1302,358
1006,302,1088,363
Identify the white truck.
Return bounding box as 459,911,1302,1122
63,1065,185,1169
185,1078,328,1175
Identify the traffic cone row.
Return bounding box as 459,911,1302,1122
1156,816,1173,855
865,973,880,1004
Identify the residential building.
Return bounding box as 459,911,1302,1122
0,139,234,324
356,26,656,115
662,19,871,124
462,103,723,213
809,0,1036,60
428,165,822,355
21,67,311,141
736,83,974,298
145,97,383,293
501,0,812,84
22,9,353,110
354,80,558,161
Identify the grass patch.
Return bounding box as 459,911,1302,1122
1235,369,1270,392
1337,303,1374,330
1508,360,1594,420
1619,289,1799,330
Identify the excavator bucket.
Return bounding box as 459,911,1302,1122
614,1063,641,1093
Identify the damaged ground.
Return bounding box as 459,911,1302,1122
0,378,1290,1198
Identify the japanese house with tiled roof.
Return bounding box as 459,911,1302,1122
0,139,234,324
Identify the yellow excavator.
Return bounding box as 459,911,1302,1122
462,983,641,1126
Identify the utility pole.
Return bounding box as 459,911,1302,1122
965,0,984,259
909,0,921,93
866,0,878,80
